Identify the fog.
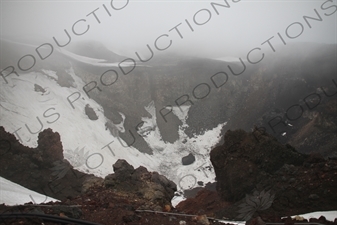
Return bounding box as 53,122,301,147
1,0,336,58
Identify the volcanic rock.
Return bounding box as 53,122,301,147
104,159,177,210
84,104,98,120
0,126,100,201
178,129,337,221
182,153,196,165
210,128,306,201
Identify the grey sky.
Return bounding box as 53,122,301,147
1,0,336,58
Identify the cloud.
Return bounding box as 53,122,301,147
1,0,336,58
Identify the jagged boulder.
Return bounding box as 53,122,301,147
36,128,64,166
182,153,196,165
104,159,177,210
178,129,337,220
210,128,307,201
0,126,100,201
84,104,98,120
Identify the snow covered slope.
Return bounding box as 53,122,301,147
0,177,58,206
0,41,336,223
0,66,225,193
1,38,143,68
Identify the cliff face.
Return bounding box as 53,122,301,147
69,43,337,157
0,126,177,212
177,129,337,220
1,40,336,157
0,126,97,200
210,129,307,202
0,126,183,225
104,159,177,211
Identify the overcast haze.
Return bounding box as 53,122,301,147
1,0,336,58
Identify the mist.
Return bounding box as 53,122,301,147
1,0,336,59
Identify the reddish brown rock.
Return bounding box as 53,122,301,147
210,129,306,202
0,126,99,201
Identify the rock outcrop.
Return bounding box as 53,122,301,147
0,126,177,212
178,129,337,220
210,128,306,202
104,159,177,211
0,126,101,201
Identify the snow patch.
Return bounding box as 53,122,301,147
0,176,58,206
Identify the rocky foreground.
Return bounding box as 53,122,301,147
0,127,337,224
177,128,337,222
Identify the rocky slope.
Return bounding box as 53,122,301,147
1,40,336,224
0,126,95,201
0,127,175,210
177,129,337,221
1,127,337,225
55,42,337,157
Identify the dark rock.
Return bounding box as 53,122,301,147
318,216,327,222
183,182,217,199
37,128,64,166
182,153,195,165
178,128,337,220
0,127,96,201
123,214,140,223
289,178,296,183
309,194,319,200
113,159,134,180
104,159,177,210
82,176,104,193
283,217,295,225
306,153,325,163
84,104,98,120
152,171,177,191
246,217,266,225
210,129,306,201
34,84,46,93
104,174,117,188
46,205,82,219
